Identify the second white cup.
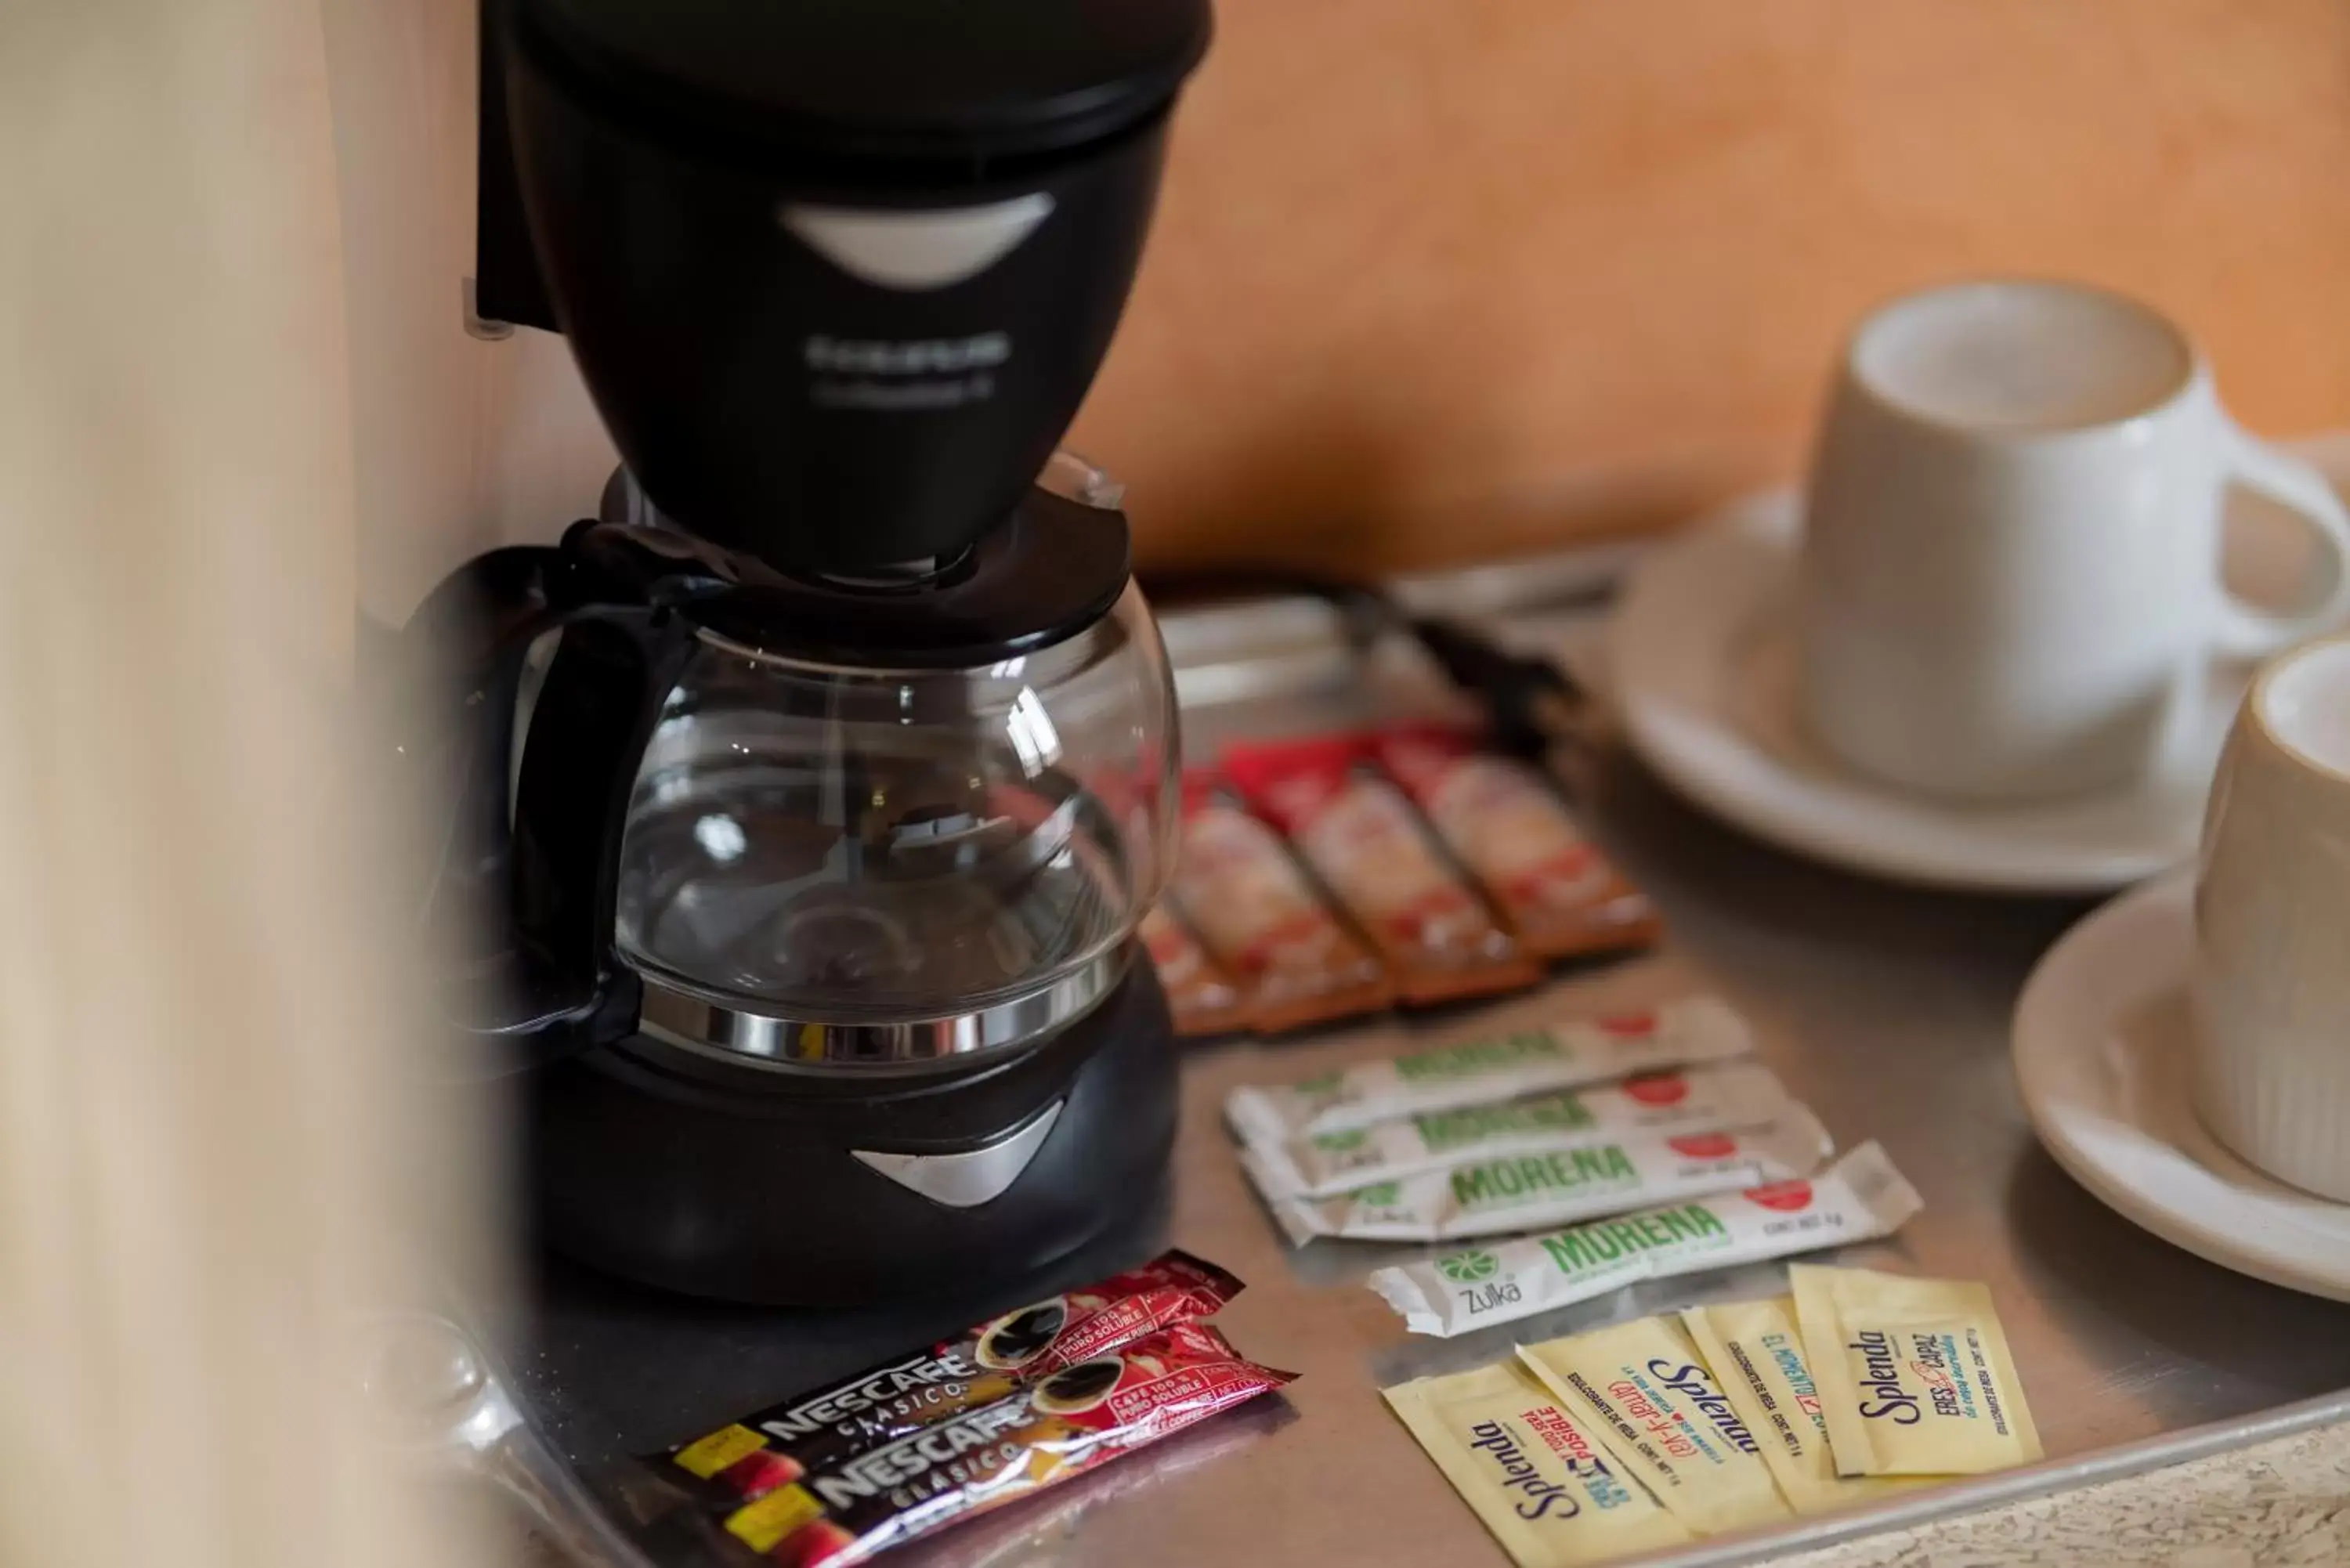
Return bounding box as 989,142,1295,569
1797,278,2350,802
2193,635,2350,1201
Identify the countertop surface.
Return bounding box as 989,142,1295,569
496,571,2350,1568
1780,1422,2350,1567
503,751,2350,1568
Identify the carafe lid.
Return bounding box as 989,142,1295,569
513,0,1213,162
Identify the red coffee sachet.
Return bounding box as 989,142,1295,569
1166,769,1391,1031
1222,735,1538,1005
685,1323,1293,1567
1370,722,1659,959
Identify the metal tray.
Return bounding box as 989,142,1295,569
490,552,2350,1568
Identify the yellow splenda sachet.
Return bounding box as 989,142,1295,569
1680,1298,1936,1514
1383,1361,1691,1567
1517,1317,1791,1535
1790,1264,2043,1476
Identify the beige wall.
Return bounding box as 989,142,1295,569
0,7,494,1568
331,0,2350,605
324,0,616,622
1072,0,2350,574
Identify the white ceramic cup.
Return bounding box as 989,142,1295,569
2193,635,2350,1201
1796,278,2350,802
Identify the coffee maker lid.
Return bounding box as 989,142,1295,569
685,486,1134,669
513,0,1213,162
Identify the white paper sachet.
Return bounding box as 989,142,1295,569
1248,1107,1831,1247
1368,1143,1922,1338
1250,1061,1796,1199
1518,1317,1793,1535
1224,995,1755,1146
1681,1297,1934,1515
1791,1264,2044,1477
1383,1361,1693,1566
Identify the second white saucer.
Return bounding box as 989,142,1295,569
1611,490,2242,893
2012,869,2350,1303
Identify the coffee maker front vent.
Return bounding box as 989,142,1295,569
851,1101,1065,1207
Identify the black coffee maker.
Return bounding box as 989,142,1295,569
417,0,1210,1305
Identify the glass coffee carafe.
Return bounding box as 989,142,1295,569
610,557,1177,1068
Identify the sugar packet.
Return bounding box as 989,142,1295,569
1518,1317,1791,1535
1224,735,1541,1003
1225,995,1755,1145
1141,903,1253,1037
1248,1061,1795,1199
1369,723,1660,959
1169,772,1392,1032
1369,1142,1921,1337
1681,1297,1932,1514
1791,1265,2043,1477
1247,1108,1831,1245
1383,1361,1691,1566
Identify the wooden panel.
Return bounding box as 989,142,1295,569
1071,0,2350,575
326,0,620,622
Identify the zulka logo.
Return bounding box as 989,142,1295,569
1437,1248,1499,1284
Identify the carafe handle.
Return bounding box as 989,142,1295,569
401,529,694,1077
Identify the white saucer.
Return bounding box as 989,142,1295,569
1610,435,2350,892
2012,869,2350,1302
1611,491,2250,892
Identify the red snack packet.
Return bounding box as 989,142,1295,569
663,1251,1245,1487
701,1323,1292,1567
1167,770,1392,1031
1140,902,1253,1037
1221,736,1539,1005
1371,722,1660,959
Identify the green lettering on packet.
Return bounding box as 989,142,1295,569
1413,1091,1598,1154
1368,1145,1925,1339
1394,1031,1564,1082
1221,996,1755,1147
1288,1070,1346,1111
1539,1203,1730,1275
1251,1112,1828,1248
1251,1061,1800,1203
1450,1146,1638,1211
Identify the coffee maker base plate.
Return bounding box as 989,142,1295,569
526,960,1179,1306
